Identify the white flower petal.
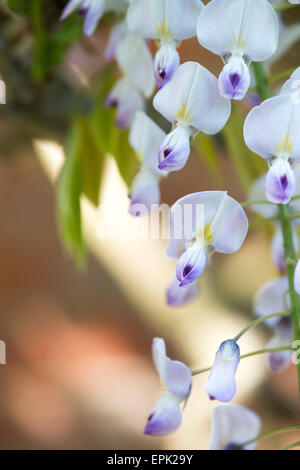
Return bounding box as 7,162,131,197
166,276,200,307
244,94,300,161
116,34,155,98
253,277,290,328
127,0,204,40
144,392,182,436
153,62,231,133
209,404,261,450
129,111,166,175
197,0,278,60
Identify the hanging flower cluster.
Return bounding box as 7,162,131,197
58,0,300,450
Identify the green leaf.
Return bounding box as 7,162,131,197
77,117,104,206
222,104,266,192
193,134,221,184
56,120,85,267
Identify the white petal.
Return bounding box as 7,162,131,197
83,0,105,36
266,335,292,373
128,167,161,216
280,67,300,95
105,21,128,61
152,338,191,398
253,277,290,327
116,34,155,98
60,0,82,20
265,158,295,205
197,0,278,60
209,404,261,450
144,392,182,436
129,111,166,176
166,277,200,307
154,43,180,88
244,94,300,161
210,193,248,254
127,0,204,40
294,259,300,295
105,78,144,129
248,173,278,218
153,62,231,133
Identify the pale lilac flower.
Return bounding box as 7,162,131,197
294,259,300,295
209,405,261,450
253,277,293,372
105,21,128,61
205,340,240,402
60,0,128,36
128,112,166,216
197,0,279,100
127,0,204,87
144,338,192,436
166,277,200,307
167,191,248,287
244,91,300,204
271,226,299,272
153,62,231,172
105,33,155,128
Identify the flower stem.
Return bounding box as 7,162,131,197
280,440,300,450
277,204,300,396
253,62,300,398
241,425,300,448
233,311,290,342
191,345,293,376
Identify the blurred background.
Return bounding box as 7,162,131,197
0,0,300,450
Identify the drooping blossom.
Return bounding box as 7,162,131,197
127,0,204,88
105,21,128,61
60,0,128,36
209,405,261,450
144,338,192,436
166,276,200,308
128,112,166,216
105,33,155,128
244,79,300,204
248,170,300,271
153,62,231,172
197,0,279,100
167,191,248,289
253,277,293,372
205,340,240,402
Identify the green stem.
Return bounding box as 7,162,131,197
253,62,300,398
233,311,290,342
191,345,293,376
281,441,300,450
241,425,300,448
277,205,300,395
269,68,297,84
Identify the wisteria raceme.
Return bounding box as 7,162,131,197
153,62,231,172
60,0,128,36
209,405,261,450
127,0,204,88
128,112,166,216
197,0,279,100
144,338,192,436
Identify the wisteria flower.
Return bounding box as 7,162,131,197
197,0,279,100
153,62,231,172
166,276,200,308
144,338,192,436
127,0,204,88
60,0,128,36
253,277,293,372
209,405,261,450
205,340,240,402
167,191,248,288
128,112,166,216
105,33,155,128
105,21,128,61
244,89,300,204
